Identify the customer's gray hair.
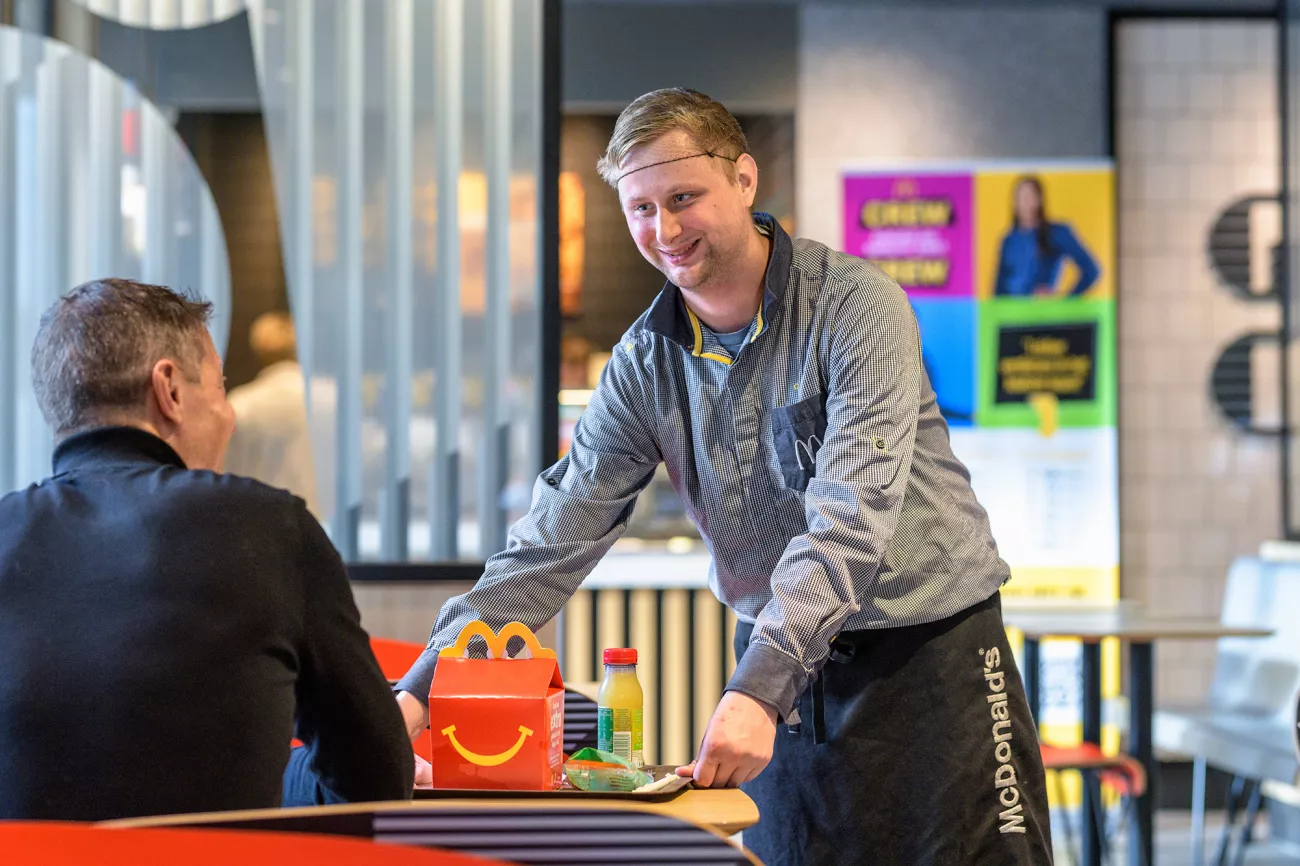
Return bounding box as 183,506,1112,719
30,278,214,437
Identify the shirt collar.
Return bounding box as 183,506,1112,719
644,211,793,353
52,425,188,475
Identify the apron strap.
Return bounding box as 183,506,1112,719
812,632,861,745
812,674,827,744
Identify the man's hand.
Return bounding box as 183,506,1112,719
396,690,429,744
675,691,777,788
413,753,432,787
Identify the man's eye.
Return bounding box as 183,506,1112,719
674,193,693,204
635,203,651,213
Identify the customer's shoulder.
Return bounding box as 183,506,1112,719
0,480,43,514
172,468,312,519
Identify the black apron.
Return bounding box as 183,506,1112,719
737,592,1054,865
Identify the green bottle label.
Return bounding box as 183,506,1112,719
597,706,644,769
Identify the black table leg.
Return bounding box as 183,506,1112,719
1024,637,1041,725
1081,641,1103,866
1129,641,1155,866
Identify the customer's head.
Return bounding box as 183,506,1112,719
30,278,235,471
248,310,298,367
597,88,758,292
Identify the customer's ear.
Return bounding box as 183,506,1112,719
150,359,184,425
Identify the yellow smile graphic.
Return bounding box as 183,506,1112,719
441,724,534,767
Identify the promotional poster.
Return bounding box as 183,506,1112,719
844,162,1119,756
844,162,1117,604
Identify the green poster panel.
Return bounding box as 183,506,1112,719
976,298,1116,429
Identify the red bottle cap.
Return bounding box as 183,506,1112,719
603,648,637,665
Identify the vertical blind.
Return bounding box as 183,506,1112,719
247,0,546,561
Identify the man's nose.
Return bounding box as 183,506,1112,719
656,211,682,247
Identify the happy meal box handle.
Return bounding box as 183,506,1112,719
438,620,556,660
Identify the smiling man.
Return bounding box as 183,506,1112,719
396,89,1052,864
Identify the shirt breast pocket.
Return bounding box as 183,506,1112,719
771,393,828,492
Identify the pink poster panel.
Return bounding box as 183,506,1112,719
842,172,973,299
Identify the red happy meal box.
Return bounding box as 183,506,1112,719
428,621,565,791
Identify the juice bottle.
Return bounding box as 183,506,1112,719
597,647,644,770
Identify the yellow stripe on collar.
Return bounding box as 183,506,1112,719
685,306,704,357
751,304,765,341
685,304,738,366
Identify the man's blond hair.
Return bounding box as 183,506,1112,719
597,88,749,188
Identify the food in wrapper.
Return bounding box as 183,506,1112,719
564,747,654,792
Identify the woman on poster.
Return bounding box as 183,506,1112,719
994,175,1100,297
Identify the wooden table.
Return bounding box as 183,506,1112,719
1003,605,1272,866
107,789,758,838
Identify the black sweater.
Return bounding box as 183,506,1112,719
0,426,412,820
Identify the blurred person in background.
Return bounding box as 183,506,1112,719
993,174,1100,298
224,310,321,518
0,279,412,820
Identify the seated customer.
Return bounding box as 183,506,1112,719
0,279,413,821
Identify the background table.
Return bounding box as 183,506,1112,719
1003,604,1271,866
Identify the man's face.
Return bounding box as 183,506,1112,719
173,331,236,472
617,130,758,292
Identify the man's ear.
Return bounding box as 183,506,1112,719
150,359,183,425
735,153,759,207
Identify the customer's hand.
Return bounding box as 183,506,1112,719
675,691,777,787
413,753,432,787
397,690,429,743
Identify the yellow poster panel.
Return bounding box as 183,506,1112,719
974,166,1115,302
1005,565,1119,604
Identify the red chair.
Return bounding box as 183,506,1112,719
1041,742,1148,866
371,636,432,758
0,822,513,865
371,636,427,680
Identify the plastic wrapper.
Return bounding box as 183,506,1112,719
563,748,654,792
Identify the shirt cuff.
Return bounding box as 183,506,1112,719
393,649,438,706
725,641,808,720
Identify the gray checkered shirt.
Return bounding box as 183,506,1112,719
398,214,1010,717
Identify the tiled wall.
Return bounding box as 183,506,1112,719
1115,19,1282,704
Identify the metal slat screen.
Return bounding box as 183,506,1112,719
247,0,546,563
563,588,738,768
